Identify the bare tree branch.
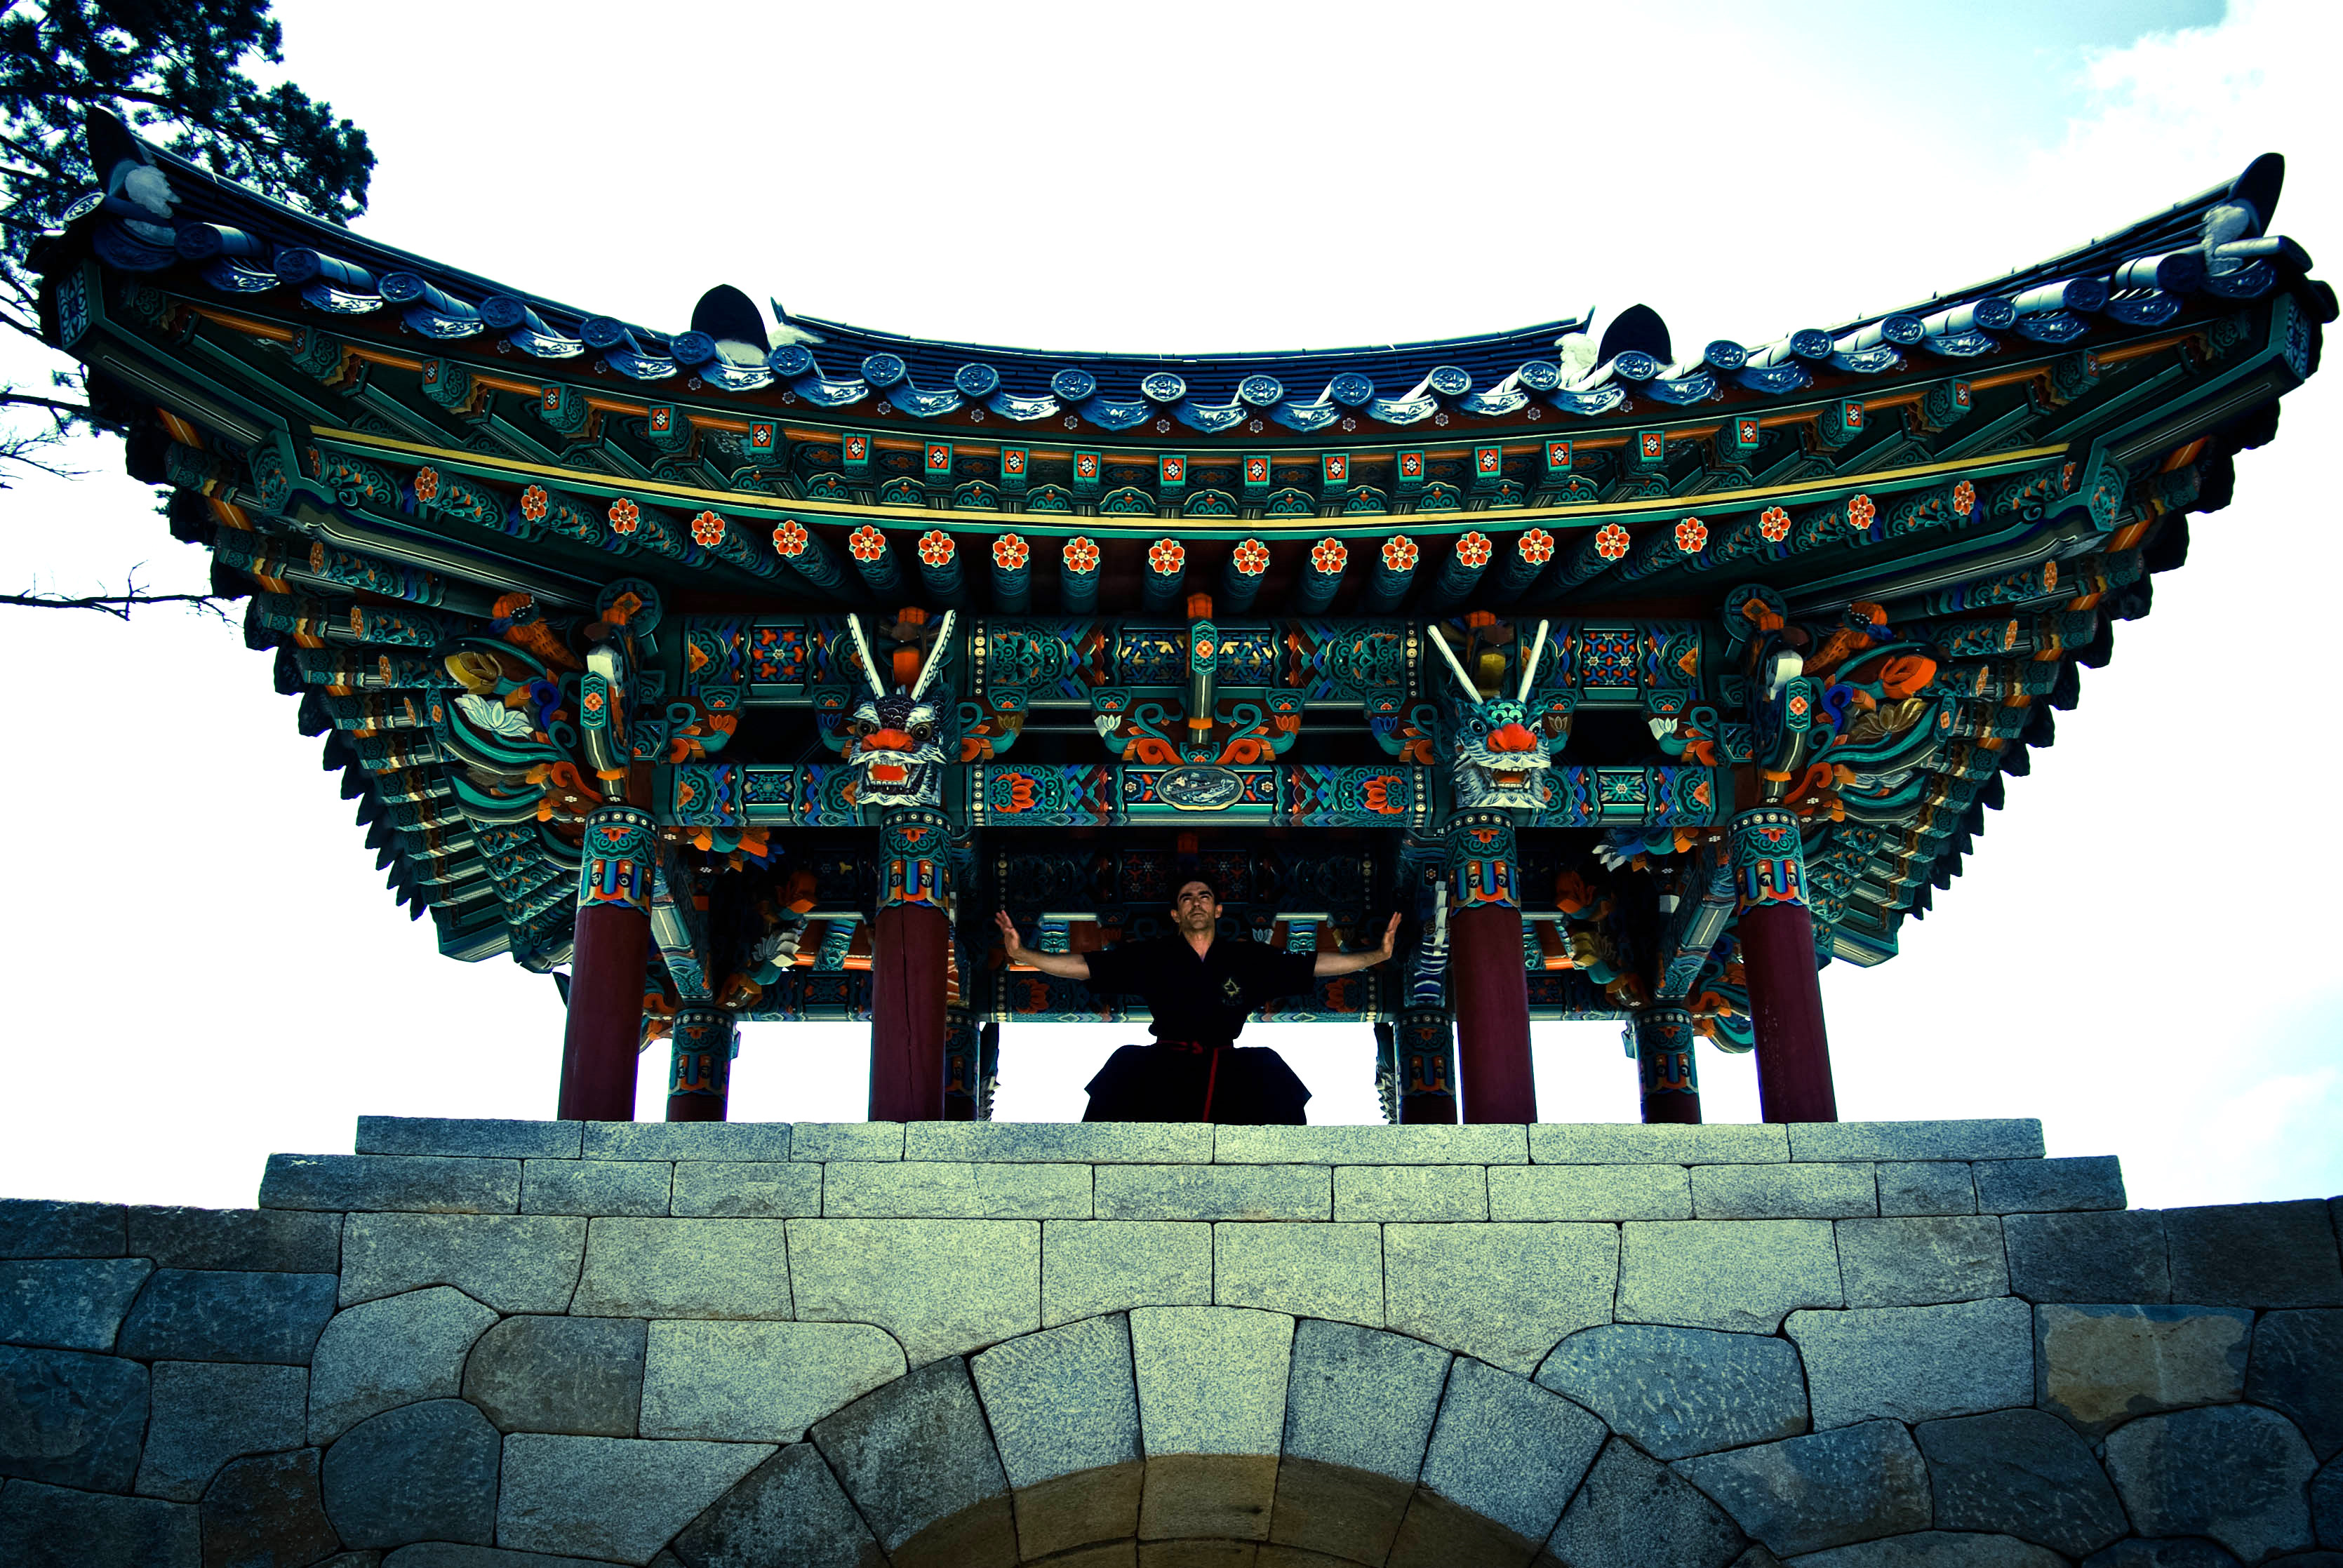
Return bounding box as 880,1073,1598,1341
1,565,229,621
1,389,88,418
0,588,229,619
0,440,77,481
0,377,88,481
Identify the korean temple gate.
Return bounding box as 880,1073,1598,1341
36,116,2325,1127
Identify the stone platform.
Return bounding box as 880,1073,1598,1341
2,1118,2339,1567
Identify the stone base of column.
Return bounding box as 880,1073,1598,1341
1392,1010,1460,1124
665,1007,733,1124
557,904,648,1123
1631,1006,1702,1125
870,902,949,1122
943,1011,989,1122
1741,902,1838,1123
1450,904,1536,1124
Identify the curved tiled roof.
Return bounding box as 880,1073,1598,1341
73,112,2303,440
41,112,2325,979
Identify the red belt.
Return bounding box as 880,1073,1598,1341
1156,1039,1230,1120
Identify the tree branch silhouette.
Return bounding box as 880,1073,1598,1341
2,565,229,621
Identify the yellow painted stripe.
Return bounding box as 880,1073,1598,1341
308,424,2071,535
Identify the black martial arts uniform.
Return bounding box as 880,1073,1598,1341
1080,934,1317,1124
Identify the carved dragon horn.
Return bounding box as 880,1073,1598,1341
843,613,887,700
911,609,958,700
1426,622,1486,702
1518,619,1551,701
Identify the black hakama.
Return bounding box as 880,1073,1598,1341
1076,933,1320,1125
1082,1041,1311,1124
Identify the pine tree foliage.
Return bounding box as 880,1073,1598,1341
0,1,373,610
0,0,375,337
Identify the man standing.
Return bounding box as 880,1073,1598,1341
995,878,1400,1123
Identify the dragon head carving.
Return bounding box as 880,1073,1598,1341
843,610,956,808
1430,619,1558,812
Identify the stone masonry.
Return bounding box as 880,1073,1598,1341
1,1117,2338,1567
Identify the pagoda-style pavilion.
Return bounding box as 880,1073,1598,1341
36,113,2326,1126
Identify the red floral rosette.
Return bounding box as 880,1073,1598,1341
1381,535,1418,572
1062,536,1100,574
1759,507,1792,542
848,525,888,563
918,530,955,567
1309,538,1348,575
1673,517,1708,553
992,534,1029,570
1456,532,1493,568
1230,538,1270,576
1517,528,1554,565
772,518,810,558
608,497,641,535
1147,538,1185,576
1594,524,1631,561
690,511,726,547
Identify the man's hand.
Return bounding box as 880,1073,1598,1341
996,909,1091,981
1313,912,1406,977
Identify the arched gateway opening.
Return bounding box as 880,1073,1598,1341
656,1310,1756,1568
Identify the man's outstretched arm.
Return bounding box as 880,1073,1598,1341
1314,913,1403,977
996,910,1091,980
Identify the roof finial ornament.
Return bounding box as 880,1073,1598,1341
1554,331,1599,388
765,300,827,349
2201,153,2290,273
82,108,177,245
690,285,774,369
1598,304,1673,367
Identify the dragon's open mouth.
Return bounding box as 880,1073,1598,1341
869,763,909,784
1490,770,1528,788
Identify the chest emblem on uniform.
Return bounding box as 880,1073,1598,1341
1222,977,1243,1002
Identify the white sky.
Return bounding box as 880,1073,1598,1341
1,0,2337,1211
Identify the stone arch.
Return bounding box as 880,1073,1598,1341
20,1120,2286,1568
661,1307,1755,1568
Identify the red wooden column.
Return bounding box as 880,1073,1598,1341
1732,806,1838,1123
1448,815,1537,1124
869,808,952,1123
1631,1005,1702,1125
557,804,656,1123
665,1006,735,1123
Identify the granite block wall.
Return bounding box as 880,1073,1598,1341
0,1117,2336,1567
